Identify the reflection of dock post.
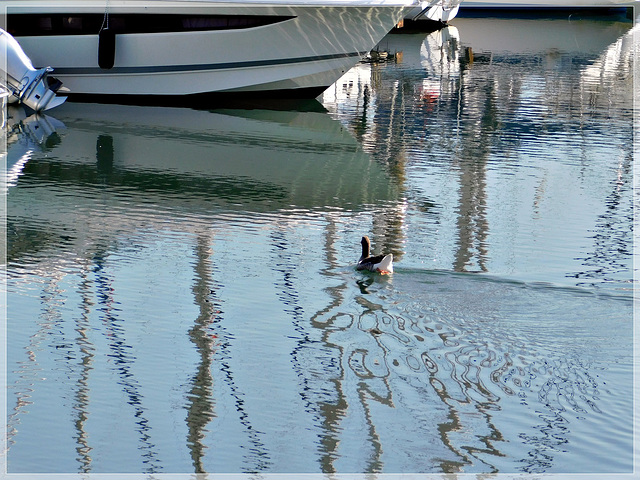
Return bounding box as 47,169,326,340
186,232,217,473
96,135,114,176
73,266,97,472
465,46,474,65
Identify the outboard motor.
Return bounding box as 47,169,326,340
0,28,67,111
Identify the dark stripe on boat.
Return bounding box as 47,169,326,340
52,52,366,76
65,86,332,108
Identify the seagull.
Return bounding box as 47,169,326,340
357,236,393,274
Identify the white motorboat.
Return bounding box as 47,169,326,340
6,0,417,104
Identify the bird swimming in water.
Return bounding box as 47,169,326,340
357,236,393,274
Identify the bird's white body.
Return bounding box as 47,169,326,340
357,236,394,274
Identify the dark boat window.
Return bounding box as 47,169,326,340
36,16,53,32
64,16,83,30
7,13,295,36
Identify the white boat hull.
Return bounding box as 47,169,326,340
7,0,415,100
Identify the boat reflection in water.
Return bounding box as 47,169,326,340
323,15,634,278
317,15,633,474
6,103,399,211
6,103,407,474
6,14,634,476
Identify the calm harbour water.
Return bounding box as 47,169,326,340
3,13,636,477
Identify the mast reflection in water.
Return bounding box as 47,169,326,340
6,12,635,476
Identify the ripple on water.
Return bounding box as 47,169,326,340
319,268,633,473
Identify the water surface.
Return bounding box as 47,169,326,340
4,14,635,477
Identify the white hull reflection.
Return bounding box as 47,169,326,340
323,24,461,125
452,16,633,54
6,103,399,217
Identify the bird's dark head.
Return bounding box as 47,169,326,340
361,236,371,256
